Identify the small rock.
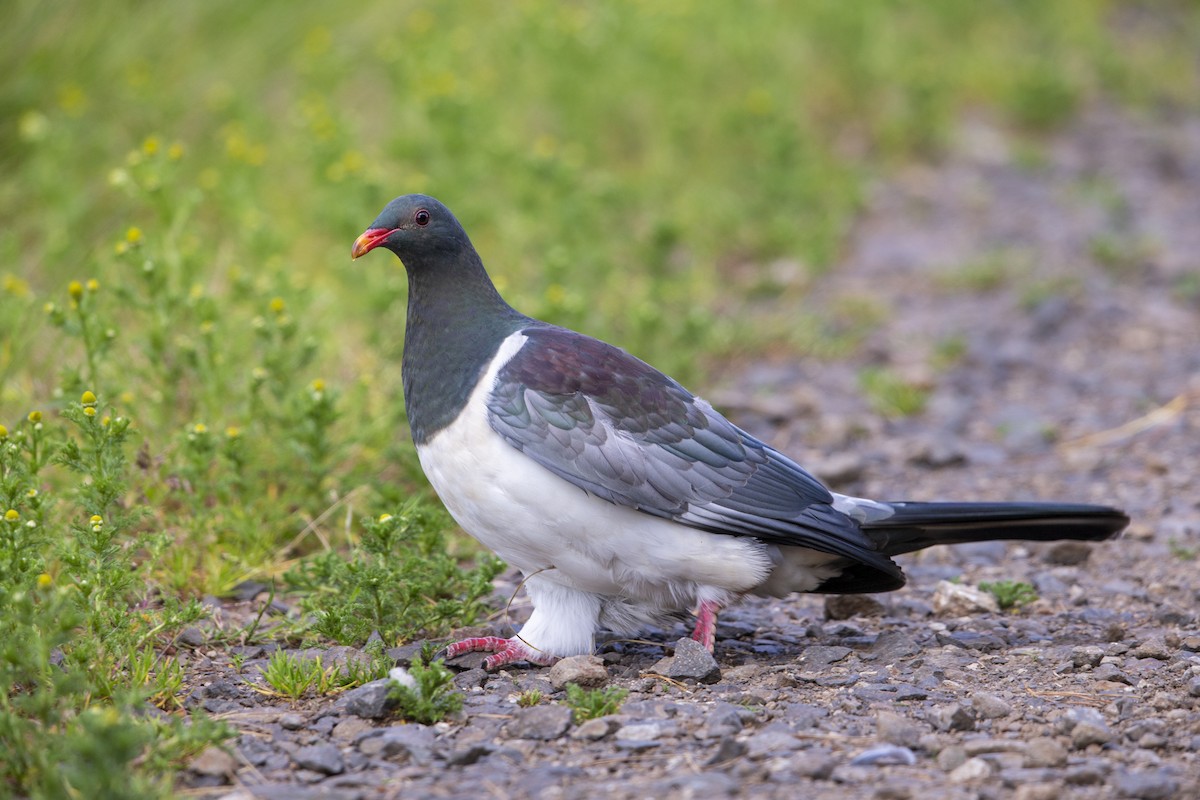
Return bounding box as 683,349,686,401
666,638,721,683
337,678,397,719
292,743,344,775
548,655,608,690
1044,541,1093,565
1023,737,1068,768
850,745,917,766
932,581,1000,616
970,691,1012,719
279,712,305,730
1071,645,1105,668
571,717,618,740
792,750,837,779
189,746,236,778
948,757,993,783
357,725,435,764
1112,769,1180,799
385,641,427,666
1187,676,1200,697
1131,637,1171,660
178,626,207,648
870,631,922,662
615,722,663,742
1071,719,1113,749
876,711,923,747
1064,763,1108,785
444,743,492,767
813,452,867,484
504,704,573,740
706,736,747,766
744,726,803,758
452,667,489,690
929,703,976,732
937,745,968,772
800,645,853,668
236,736,275,767
1013,784,1061,800
825,594,886,620
1092,663,1134,685
331,717,374,743
699,703,745,739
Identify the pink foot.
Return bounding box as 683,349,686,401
690,600,721,652
443,636,559,670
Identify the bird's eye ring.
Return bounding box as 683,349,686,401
414,209,431,226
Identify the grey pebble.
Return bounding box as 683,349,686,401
237,735,276,767
871,630,922,662
614,721,665,742
548,654,608,690
337,679,397,719
571,716,618,740
706,736,747,766
698,702,745,739
876,710,924,746
356,725,435,765
280,712,306,730
503,704,573,740
799,645,852,668
948,757,993,783
452,668,489,690
937,745,968,772
850,744,917,766
745,725,803,758
1112,769,1180,799
970,691,1012,719
929,703,976,732
1092,662,1135,685
291,743,344,775
665,637,721,683
1023,737,1068,768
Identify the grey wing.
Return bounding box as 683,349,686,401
485,327,900,576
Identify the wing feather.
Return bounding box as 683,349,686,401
486,326,900,579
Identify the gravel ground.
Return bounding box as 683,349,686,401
179,108,1200,799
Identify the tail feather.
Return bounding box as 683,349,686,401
864,501,1129,557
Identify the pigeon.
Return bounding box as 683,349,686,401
352,194,1129,670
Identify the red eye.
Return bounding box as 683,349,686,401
414,209,431,226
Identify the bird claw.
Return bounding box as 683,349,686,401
443,636,559,670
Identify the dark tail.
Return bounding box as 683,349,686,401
864,501,1129,557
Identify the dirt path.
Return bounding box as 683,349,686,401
183,108,1200,799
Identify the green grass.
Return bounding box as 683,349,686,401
255,644,393,701
979,580,1040,611
388,657,464,725
564,684,629,721
2,1,1199,795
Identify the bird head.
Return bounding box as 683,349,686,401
351,194,468,261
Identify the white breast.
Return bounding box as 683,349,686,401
415,331,776,615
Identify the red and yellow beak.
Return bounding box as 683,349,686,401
351,228,394,259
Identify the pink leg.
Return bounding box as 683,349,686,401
444,636,559,670
690,600,721,652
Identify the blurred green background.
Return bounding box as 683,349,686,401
2,3,1199,793
6,0,1198,395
